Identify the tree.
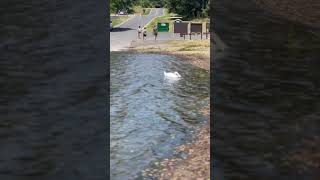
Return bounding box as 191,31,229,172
164,0,209,18
135,0,164,8
110,0,134,13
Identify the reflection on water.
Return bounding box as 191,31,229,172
110,52,209,180
212,0,320,179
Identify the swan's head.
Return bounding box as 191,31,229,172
174,72,181,77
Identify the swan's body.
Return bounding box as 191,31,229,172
164,71,181,79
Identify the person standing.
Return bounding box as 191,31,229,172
143,27,147,40
138,26,142,39
153,25,158,41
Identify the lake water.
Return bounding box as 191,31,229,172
110,52,209,180
212,0,320,179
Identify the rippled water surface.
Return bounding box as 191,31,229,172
1,1,107,179
110,52,209,179
212,0,320,179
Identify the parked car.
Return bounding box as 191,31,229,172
118,10,127,15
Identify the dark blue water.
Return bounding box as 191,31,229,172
0,1,108,179
110,52,209,180
212,0,320,179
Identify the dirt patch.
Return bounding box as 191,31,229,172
143,126,210,180
142,104,210,180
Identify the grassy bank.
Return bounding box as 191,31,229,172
132,6,151,15
131,39,210,70
112,16,131,27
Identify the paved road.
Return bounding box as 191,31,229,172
110,14,134,21
110,8,214,51
110,8,164,51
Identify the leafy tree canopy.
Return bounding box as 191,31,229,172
110,0,209,18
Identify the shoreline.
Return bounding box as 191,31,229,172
128,39,210,71
128,39,211,179
141,105,210,180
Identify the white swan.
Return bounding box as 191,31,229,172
164,71,181,79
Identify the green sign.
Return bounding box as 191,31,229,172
157,22,169,32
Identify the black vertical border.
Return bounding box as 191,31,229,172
106,0,111,178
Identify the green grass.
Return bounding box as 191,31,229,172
145,9,209,32
132,6,151,15
133,6,142,14
146,9,174,32
112,16,130,27
143,8,151,15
